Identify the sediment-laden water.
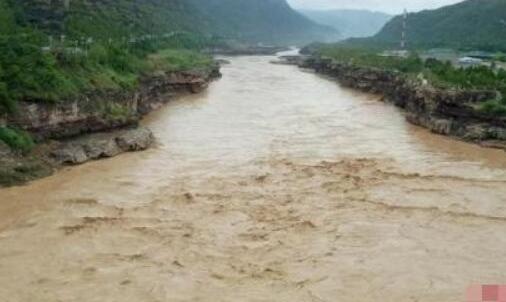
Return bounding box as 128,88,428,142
1,54,506,302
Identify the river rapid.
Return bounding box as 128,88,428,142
1,53,506,302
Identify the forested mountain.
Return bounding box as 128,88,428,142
5,0,336,44
300,9,391,39
364,0,506,51
191,0,337,44
0,0,336,114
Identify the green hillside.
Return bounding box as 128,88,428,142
365,0,506,51
0,0,216,114
190,0,337,44
0,0,335,114
11,0,335,44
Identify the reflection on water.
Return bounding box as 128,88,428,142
0,55,505,302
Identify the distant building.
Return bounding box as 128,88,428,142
465,51,495,60
458,56,483,67
379,50,410,58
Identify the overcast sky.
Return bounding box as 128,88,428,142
287,0,464,14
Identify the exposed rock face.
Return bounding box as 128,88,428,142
0,124,155,187
50,127,154,165
0,140,11,157
7,66,221,141
115,127,154,152
299,57,506,149
0,65,220,187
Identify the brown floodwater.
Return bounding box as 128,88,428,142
1,54,506,302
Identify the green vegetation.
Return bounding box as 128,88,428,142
147,49,214,72
189,0,336,44
0,126,35,153
0,32,216,113
319,46,423,73
0,35,76,111
479,100,506,117
0,159,52,187
353,0,506,51
316,46,506,116
101,103,132,123
15,0,332,45
319,46,506,90
0,0,335,115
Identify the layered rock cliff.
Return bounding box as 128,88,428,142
297,57,506,149
0,65,221,187
7,66,221,141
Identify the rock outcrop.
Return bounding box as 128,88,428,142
297,56,506,150
0,65,221,187
51,127,154,165
6,66,221,141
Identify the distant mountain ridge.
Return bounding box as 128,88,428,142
191,0,338,44
363,0,506,51
5,0,336,45
299,9,392,39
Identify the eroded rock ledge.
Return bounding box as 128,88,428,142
7,67,221,141
0,66,221,187
50,127,154,165
294,56,506,150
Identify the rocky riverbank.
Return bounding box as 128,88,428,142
287,56,506,150
6,67,221,141
0,65,221,187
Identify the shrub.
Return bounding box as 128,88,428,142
0,81,14,113
479,100,506,117
0,126,35,153
146,49,213,72
0,35,77,105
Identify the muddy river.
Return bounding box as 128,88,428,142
1,54,506,302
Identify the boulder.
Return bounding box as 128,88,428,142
51,127,154,165
51,144,88,165
82,136,122,159
430,118,453,135
116,127,154,151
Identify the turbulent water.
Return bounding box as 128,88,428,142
1,54,506,302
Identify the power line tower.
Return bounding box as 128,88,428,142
400,9,407,49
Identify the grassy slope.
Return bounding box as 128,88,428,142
189,0,337,44
0,0,220,152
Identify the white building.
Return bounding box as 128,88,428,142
457,57,483,67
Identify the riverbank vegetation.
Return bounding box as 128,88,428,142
0,32,217,114
0,0,228,115
0,126,34,153
316,46,506,116
0,0,222,151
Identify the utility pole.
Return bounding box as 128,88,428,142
400,9,407,49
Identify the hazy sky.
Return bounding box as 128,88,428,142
287,0,464,14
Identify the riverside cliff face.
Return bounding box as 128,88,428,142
299,57,506,149
7,67,221,141
0,66,221,187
